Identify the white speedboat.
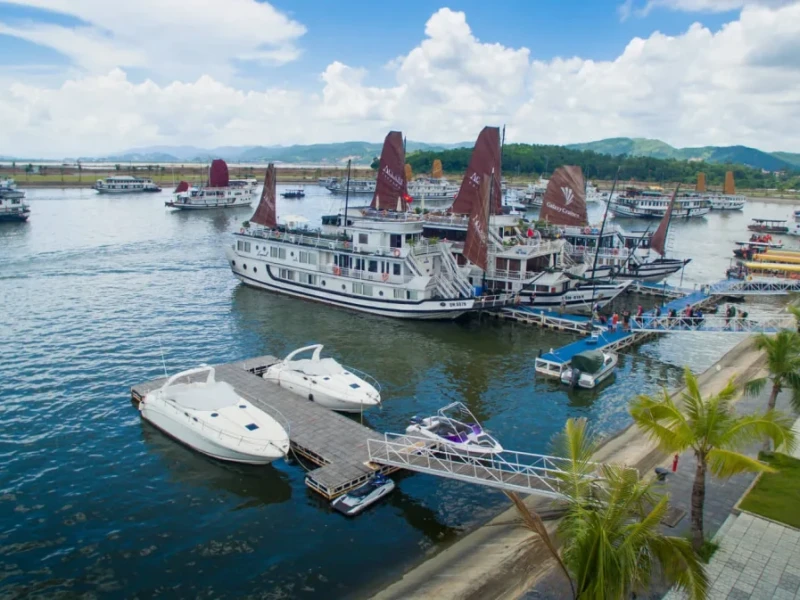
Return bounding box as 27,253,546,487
560,350,618,389
264,345,381,413
139,365,290,464
330,474,395,516
406,402,503,455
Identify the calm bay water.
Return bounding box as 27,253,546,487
0,186,791,598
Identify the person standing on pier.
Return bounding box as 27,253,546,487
559,296,566,314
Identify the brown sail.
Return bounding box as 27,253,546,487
209,159,229,187
251,163,277,228
651,185,680,256
696,172,706,192
371,131,409,210
463,172,491,272
723,171,735,194
539,166,587,226
452,127,501,215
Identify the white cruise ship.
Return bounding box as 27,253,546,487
407,177,459,204
166,160,256,210
94,175,161,194
706,194,746,210
326,178,376,195
0,179,30,222
226,138,507,320
610,188,710,219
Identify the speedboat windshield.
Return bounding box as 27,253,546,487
165,381,241,410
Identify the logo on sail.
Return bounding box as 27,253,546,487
468,172,481,188
381,165,404,189
561,186,574,206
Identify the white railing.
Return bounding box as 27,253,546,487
626,313,795,333
423,214,470,227
367,433,602,499
487,268,539,281
242,228,353,253
710,277,800,296
320,264,414,284
411,241,444,257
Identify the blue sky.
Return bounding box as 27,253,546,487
0,0,799,157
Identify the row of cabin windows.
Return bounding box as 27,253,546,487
237,240,252,253
357,233,411,249
277,267,417,299
335,255,401,276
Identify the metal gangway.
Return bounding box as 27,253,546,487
627,311,796,334
367,434,600,499
709,277,800,296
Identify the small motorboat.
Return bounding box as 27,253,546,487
405,402,503,455
560,350,618,389
264,344,381,413
139,365,290,465
280,188,305,198
330,473,395,516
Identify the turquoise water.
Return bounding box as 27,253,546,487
0,187,783,598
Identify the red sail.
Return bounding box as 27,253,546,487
209,159,229,187
452,126,501,216
251,163,277,228
174,181,189,193
539,166,587,227
651,185,680,257
371,131,408,210
463,173,491,272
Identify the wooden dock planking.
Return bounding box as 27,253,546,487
131,355,391,499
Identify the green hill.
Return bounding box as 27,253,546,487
566,138,794,171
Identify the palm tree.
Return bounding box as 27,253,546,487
745,331,800,413
630,367,794,553
509,418,708,600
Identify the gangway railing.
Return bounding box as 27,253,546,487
627,313,795,333
710,278,800,296
367,433,602,499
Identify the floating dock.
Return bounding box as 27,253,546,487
534,287,715,377
131,356,394,499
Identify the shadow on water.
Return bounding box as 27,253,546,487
140,424,293,509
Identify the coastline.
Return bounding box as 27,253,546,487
371,336,765,600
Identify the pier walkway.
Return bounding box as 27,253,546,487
367,434,601,499
710,277,800,296
131,356,390,499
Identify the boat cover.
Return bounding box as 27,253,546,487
165,380,242,410
571,350,604,374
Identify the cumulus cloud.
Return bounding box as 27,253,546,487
0,0,306,79
1,4,800,157
619,0,796,20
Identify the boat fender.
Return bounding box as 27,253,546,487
393,249,401,257
583,227,591,235
240,228,245,234
382,273,389,282
333,266,341,276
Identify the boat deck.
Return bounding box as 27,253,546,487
131,355,393,499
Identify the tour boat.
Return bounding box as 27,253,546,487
407,177,459,204
733,239,783,260
560,350,618,389
0,180,30,222
166,160,256,210
263,344,381,413
406,402,503,455
280,188,305,198
94,175,161,194
326,178,376,195
748,219,790,234
421,132,630,312
227,134,508,320
330,474,395,516
138,365,290,465
610,188,710,219
707,194,746,210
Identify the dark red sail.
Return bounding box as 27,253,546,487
651,185,680,257
251,163,277,228
452,126,501,216
371,131,408,210
539,166,587,226
174,181,189,193
209,159,229,187
463,172,491,272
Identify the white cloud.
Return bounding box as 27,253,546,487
1,4,800,157
0,0,306,79
620,0,795,19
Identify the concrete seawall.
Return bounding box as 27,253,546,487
372,337,765,600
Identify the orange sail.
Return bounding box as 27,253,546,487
432,159,443,179
251,163,277,228
371,131,409,210
452,127,501,216
651,185,680,256
539,166,587,227
723,171,735,194
696,172,706,192
463,172,491,271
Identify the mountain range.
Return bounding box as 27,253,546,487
565,138,800,171
91,141,470,166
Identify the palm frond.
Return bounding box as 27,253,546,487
649,536,709,600
717,411,797,455
629,393,694,453
707,447,777,478
744,377,768,397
